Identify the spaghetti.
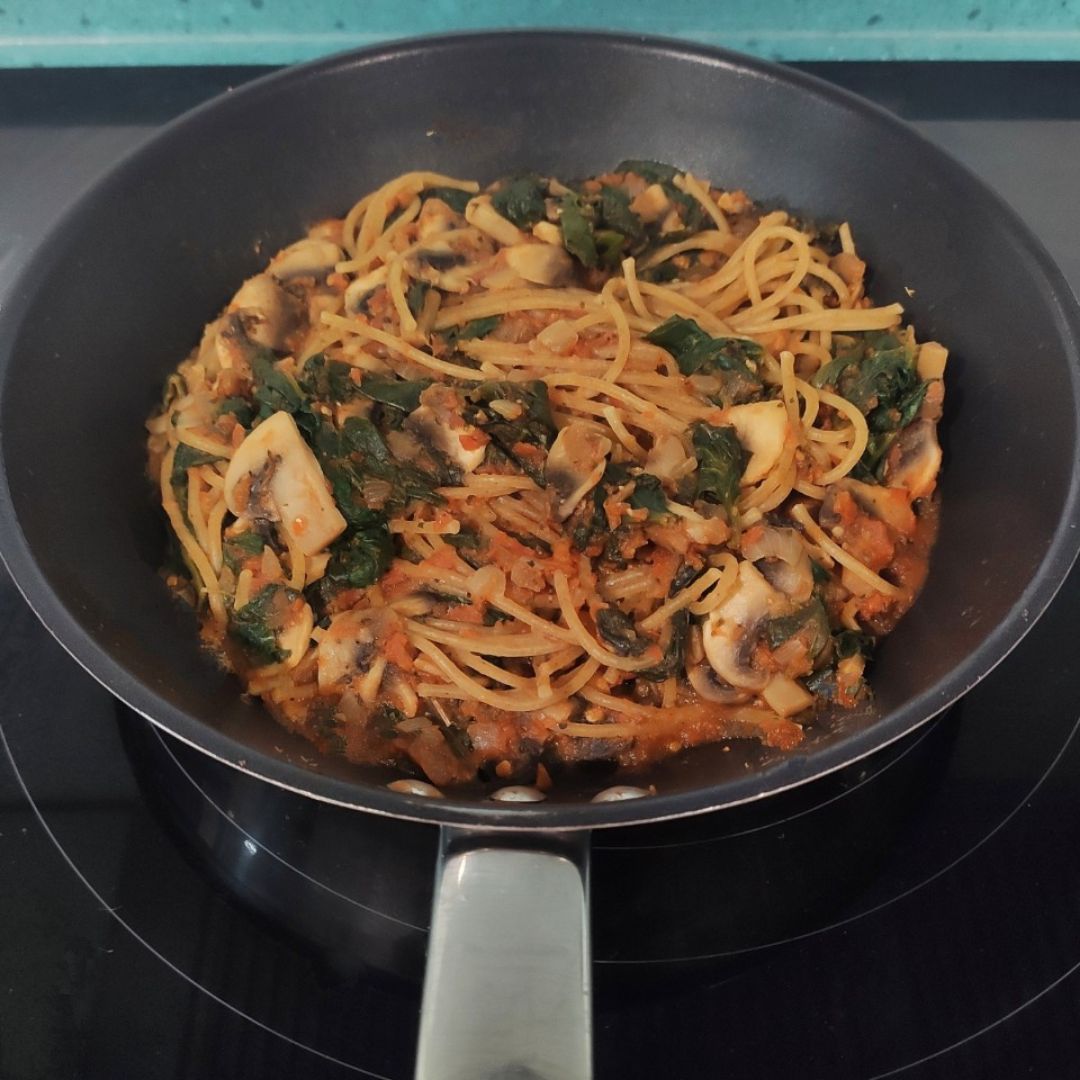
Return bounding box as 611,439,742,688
147,163,945,789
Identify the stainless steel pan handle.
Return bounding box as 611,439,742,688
414,828,592,1080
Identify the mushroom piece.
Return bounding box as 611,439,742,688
702,560,785,691
545,421,612,521
687,664,752,704
228,273,302,351
404,384,487,473
645,433,694,483
838,477,917,537
269,237,344,281
275,595,316,670
224,411,346,556
416,196,463,241
503,242,574,286
343,264,389,312
884,419,942,500
465,195,528,247
725,400,790,485
741,525,814,602
317,610,388,693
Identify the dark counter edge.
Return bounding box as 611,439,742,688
1,61,1080,128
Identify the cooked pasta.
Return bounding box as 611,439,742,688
147,162,944,789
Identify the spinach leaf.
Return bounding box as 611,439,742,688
640,262,679,284
596,607,649,657
340,417,444,508
441,315,500,349
407,280,431,319
594,229,627,270
639,609,690,681
616,159,680,184
466,380,556,483
813,332,928,480
445,529,482,551
491,174,547,229
251,348,304,415
421,186,472,214
559,193,598,268
691,422,747,512
835,629,872,660
599,185,645,243
321,512,394,591
765,598,832,662
229,584,293,666
299,353,359,403
222,530,265,573
170,443,223,489
358,374,431,414
645,316,763,380
216,396,254,427
629,473,670,519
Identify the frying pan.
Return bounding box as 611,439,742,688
1,32,1079,1080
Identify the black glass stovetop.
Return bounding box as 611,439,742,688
3,62,1080,1080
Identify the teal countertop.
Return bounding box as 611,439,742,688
2,0,1080,66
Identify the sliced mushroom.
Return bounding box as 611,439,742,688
884,419,942,499
503,243,574,286
702,560,785,691
725,400,790,485
645,433,694,483
687,664,752,704
417,196,463,241
317,610,382,692
741,525,813,601
343,265,389,312
839,478,916,537
224,411,346,556
228,274,301,351
545,421,612,521
404,384,487,473
465,195,528,247
269,237,344,281
276,595,316,670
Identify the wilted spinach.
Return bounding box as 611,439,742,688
358,374,431,414
596,607,650,657
765,598,832,663
691,422,747,513
229,584,294,666
440,315,500,350
628,473,670,519
639,609,690,681
491,174,547,228
421,186,472,214
559,192,598,269
646,316,763,380
465,380,556,484
299,353,360,403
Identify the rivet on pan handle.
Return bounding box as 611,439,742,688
414,827,592,1080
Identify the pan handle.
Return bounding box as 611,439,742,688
414,826,592,1080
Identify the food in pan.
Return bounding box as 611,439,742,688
146,164,945,787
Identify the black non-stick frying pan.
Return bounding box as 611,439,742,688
1,32,1079,1080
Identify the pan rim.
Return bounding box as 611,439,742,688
2,29,1079,831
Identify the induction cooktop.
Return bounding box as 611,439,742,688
3,61,1080,1080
